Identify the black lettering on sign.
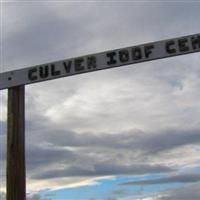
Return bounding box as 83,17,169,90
39,65,49,79
119,49,129,62
107,52,117,65
191,35,200,49
178,38,189,52
144,44,154,58
63,60,72,73
28,67,37,81
75,58,85,72
87,56,96,69
51,64,61,76
132,47,142,60
166,40,176,54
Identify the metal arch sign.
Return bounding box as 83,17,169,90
0,33,200,90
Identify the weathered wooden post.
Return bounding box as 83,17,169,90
7,85,25,200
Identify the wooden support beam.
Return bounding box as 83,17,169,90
7,85,26,200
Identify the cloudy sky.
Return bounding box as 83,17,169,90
0,0,200,199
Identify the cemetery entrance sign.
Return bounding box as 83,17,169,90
0,33,200,90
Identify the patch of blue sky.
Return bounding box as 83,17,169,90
39,173,190,200
193,165,200,173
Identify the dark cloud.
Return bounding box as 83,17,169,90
29,127,200,154
139,129,200,154
32,161,172,180
159,183,200,200
1,116,200,183
23,125,200,181
27,192,55,200
121,173,200,186
26,144,78,171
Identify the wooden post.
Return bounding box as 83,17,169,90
7,85,26,200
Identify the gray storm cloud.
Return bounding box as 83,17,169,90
156,183,200,200
23,126,200,181
32,162,173,180
120,173,200,186
27,127,200,153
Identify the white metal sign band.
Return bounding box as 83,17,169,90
0,33,200,90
